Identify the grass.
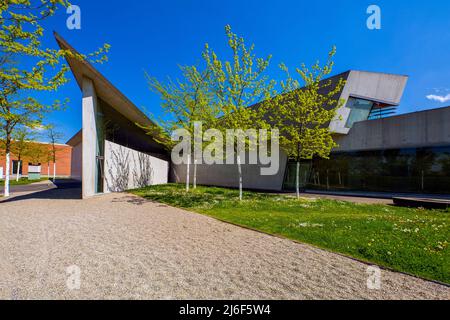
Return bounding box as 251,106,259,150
130,183,450,284
1,177,49,186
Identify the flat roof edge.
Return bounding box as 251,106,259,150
66,129,82,146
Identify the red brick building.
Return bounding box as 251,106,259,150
0,142,72,179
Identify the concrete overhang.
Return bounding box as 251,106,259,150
54,32,155,130
330,70,409,135
344,70,409,106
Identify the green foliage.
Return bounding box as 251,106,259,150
45,123,63,162
10,126,34,160
203,25,275,135
141,64,218,150
27,141,47,164
143,25,277,156
270,47,345,161
200,25,278,200
0,0,110,195
0,0,110,150
1,177,49,186
131,184,450,284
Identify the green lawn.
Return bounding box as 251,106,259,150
1,178,49,186
130,183,450,284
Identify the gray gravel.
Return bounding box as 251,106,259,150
0,189,448,300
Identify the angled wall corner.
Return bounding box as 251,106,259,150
329,71,409,135
82,77,98,199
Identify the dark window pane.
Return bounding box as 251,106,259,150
297,146,450,194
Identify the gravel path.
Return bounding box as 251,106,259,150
0,189,448,300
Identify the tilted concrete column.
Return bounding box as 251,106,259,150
82,77,98,199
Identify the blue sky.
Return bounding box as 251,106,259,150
36,0,450,142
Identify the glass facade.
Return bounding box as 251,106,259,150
95,101,105,194
284,146,450,194
345,97,374,128
283,162,312,190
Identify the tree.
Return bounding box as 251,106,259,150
143,64,218,191
45,145,53,179
203,25,275,200
270,47,345,198
46,124,64,182
27,141,47,171
11,126,34,181
0,1,110,197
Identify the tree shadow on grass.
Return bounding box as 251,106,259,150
127,184,279,209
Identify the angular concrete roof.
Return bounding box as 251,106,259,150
54,32,155,140
329,70,409,135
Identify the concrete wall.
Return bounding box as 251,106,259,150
329,71,408,134
82,77,98,198
335,106,450,152
104,140,168,193
100,99,168,160
70,142,82,181
171,152,288,191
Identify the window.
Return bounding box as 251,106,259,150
12,160,23,175
283,161,312,190
306,146,450,194
345,97,374,128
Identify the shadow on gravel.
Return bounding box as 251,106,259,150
0,180,82,203
111,194,169,208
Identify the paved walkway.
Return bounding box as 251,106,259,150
0,188,448,300
0,180,56,198
299,189,450,205
295,192,392,204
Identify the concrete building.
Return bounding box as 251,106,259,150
57,34,169,199
0,141,72,180
57,33,449,197
310,106,450,194
172,70,416,192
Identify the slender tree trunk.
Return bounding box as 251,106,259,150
193,158,197,189
296,143,302,199
4,152,10,197
186,155,190,192
326,169,330,190
48,163,50,179
296,161,300,199
4,133,11,197
16,159,21,182
421,170,424,191
53,162,56,183
237,154,243,201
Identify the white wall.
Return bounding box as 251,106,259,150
104,140,168,193
82,77,98,198
171,151,288,191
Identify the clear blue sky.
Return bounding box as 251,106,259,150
36,0,450,142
